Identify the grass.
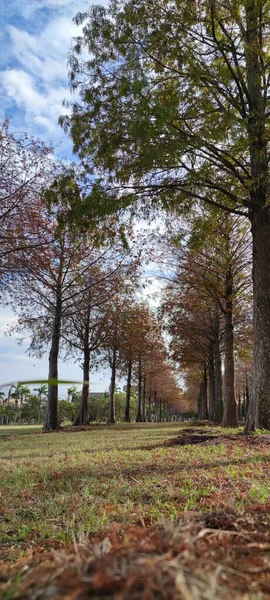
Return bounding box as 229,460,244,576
1,422,270,563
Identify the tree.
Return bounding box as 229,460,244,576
67,386,81,403
101,298,127,424
21,395,45,424
63,268,117,426
34,385,48,401
160,210,252,425
63,1,270,431
117,302,153,422
61,238,140,425
7,207,109,430
162,284,212,419
0,119,55,285
9,384,30,407
58,400,77,424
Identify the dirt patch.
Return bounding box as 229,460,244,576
2,507,270,599
165,431,270,447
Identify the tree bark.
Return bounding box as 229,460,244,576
245,373,250,416
203,365,208,420
245,209,270,431
213,307,223,423
197,385,202,420
142,375,146,422
222,266,238,427
198,367,208,420
238,394,242,422
108,348,116,424
147,383,152,422
136,357,143,422
124,359,132,422
223,313,238,427
44,290,61,431
73,349,90,426
154,390,159,422
208,341,215,422
244,2,270,431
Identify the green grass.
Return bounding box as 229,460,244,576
1,422,270,562
0,425,42,436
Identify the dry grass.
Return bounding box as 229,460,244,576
2,506,270,598
1,422,270,598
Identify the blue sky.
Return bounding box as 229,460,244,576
0,0,112,395
0,0,86,158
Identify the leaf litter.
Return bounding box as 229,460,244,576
2,506,270,599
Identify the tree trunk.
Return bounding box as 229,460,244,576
108,348,116,424
142,375,146,422
198,367,208,420
73,349,90,426
124,360,132,422
244,2,269,431
154,389,158,421
44,291,61,431
203,365,208,419
222,264,238,428
245,373,250,416
197,385,202,420
213,307,223,423
136,357,143,422
208,341,215,422
147,383,152,422
159,398,162,422
245,209,270,431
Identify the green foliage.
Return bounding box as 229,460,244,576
58,400,78,424
21,395,45,423
89,391,137,422
58,0,262,223
0,379,89,390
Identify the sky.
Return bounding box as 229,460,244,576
0,0,87,158
0,0,165,396
0,0,111,395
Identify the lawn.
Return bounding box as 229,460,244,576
1,421,270,565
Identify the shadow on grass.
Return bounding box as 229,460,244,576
39,453,270,487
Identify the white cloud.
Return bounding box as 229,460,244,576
7,17,78,84
1,3,84,145
2,67,71,137
15,0,77,19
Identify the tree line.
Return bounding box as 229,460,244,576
58,0,269,433
0,120,182,428
1,0,270,432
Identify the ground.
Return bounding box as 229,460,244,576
1,422,270,598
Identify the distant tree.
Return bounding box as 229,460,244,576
160,211,252,426
67,386,81,403
9,384,30,407
58,400,77,424
61,240,139,425
33,385,48,401
89,390,137,422
21,395,45,424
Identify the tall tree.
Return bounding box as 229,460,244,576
160,210,252,425
62,262,126,426
7,212,107,430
